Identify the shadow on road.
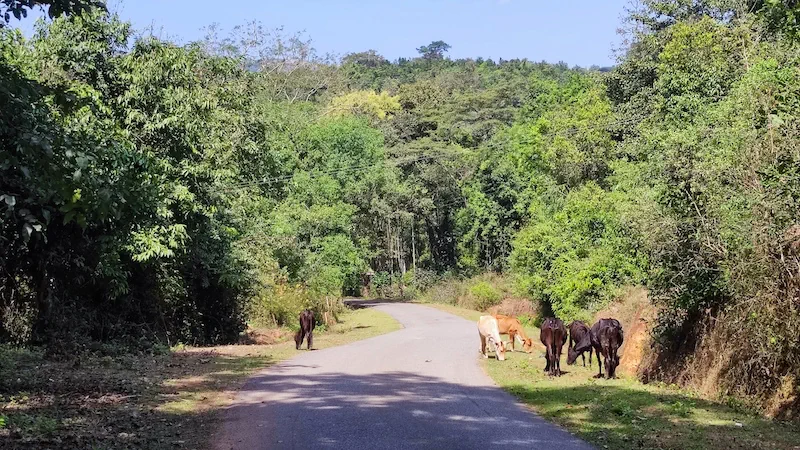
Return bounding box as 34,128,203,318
343,298,410,309
216,368,800,450
216,370,591,449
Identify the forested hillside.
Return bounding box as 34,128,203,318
2,0,800,416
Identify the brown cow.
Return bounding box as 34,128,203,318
539,317,567,376
295,309,315,350
590,318,623,379
567,320,593,367
493,314,533,352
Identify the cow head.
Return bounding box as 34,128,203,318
496,340,507,361
493,339,507,361
567,347,579,365
522,338,533,353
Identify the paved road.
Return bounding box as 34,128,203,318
214,302,593,449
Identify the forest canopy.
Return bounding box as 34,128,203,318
1,0,799,414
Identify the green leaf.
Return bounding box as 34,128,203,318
1,195,15,207
22,223,33,242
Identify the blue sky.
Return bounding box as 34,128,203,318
16,0,630,67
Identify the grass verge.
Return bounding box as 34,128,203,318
487,352,800,450
421,301,800,450
0,307,400,450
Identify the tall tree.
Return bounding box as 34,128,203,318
1,0,104,25
416,40,451,60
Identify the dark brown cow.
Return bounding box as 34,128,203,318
590,318,623,379
295,309,315,350
539,317,567,376
567,320,593,367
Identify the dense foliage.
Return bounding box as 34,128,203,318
1,0,799,414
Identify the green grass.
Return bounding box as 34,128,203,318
0,306,401,449
482,333,800,450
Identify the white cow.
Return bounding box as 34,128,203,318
477,315,507,361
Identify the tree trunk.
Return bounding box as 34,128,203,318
411,220,417,272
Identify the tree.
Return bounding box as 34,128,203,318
326,90,400,121
756,0,800,40
342,49,388,68
1,0,104,26
416,40,451,60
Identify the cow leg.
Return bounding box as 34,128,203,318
589,347,593,367
554,349,559,376
480,334,488,358
307,329,313,350
508,332,515,352
594,348,604,378
554,345,560,376
543,344,551,373
582,352,586,367
606,351,619,378
557,346,563,376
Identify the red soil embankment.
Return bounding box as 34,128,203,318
593,287,655,377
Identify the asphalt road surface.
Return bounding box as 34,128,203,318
214,301,593,449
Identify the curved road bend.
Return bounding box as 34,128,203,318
214,302,593,450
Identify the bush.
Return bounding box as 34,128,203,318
468,281,502,310
418,273,520,312
246,281,344,329
400,268,441,299
418,276,466,305
373,271,402,299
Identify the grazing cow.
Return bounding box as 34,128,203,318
540,317,567,376
590,318,624,379
493,314,534,352
567,320,593,367
295,309,315,350
477,315,507,361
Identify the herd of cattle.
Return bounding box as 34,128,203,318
294,307,624,379
477,314,624,379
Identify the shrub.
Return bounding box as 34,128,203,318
468,281,502,310
418,276,466,305
418,273,522,312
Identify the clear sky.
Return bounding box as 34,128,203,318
16,0,631,67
